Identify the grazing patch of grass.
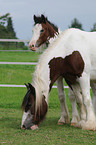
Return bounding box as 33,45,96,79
0,88,96,145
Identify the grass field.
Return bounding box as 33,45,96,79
0,51,40,62
0,51,96,145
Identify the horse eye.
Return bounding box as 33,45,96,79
40,29,44,33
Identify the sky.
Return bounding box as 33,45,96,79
1,0,96,40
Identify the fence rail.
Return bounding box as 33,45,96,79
0,84,69,88
0,39,30,42
0,62,37,65
0,39,30,50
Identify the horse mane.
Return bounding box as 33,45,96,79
32,70,48,108
34,14,59,33
46,19,58,33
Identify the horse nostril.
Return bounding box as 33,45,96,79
32,45,34,47
23,125,26,129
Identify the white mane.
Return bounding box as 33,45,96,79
32,58,50,108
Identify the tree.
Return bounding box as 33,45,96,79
0,13,16,38
90,23,96,32
69,18,83,30
0,13,10,26
0,24,8,38
7,17,16,38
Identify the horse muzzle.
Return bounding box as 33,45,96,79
21,111,34,129
29,41,40,51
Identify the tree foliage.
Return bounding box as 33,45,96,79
69,18,83,30
7,17,16,38
0,13,10,26
0,13,16,39
90,23,96,32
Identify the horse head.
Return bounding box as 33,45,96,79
21,83,48,129
29,14,58,51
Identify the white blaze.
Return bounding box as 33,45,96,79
29,24,42,46
21,111,32,128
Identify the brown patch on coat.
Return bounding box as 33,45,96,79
48,51,85,90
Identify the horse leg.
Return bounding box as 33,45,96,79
56,76,70,124
71,83,86,126
76,73,96,130
90,82,96,115
69,88,80,126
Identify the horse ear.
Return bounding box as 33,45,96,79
25,83,29,89
43,95,46,100
33,15,37,22
28,83,36,96
41,14,46,23
46,17,48,21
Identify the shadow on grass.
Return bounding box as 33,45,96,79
40,116,71,130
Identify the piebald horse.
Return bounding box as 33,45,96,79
22,27,96,130
29,14,80,126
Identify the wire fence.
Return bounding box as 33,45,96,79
0,39,30,50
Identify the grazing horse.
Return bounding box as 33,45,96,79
29,14,81,125
22,28,96,130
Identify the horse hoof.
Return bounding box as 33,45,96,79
71,123,76,126
81,121,96,131
58,122,64,125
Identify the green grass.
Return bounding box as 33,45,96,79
0,51,96,144
0,64,35,84
0,51,40,84
0,88,96,145
0,51,41,62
